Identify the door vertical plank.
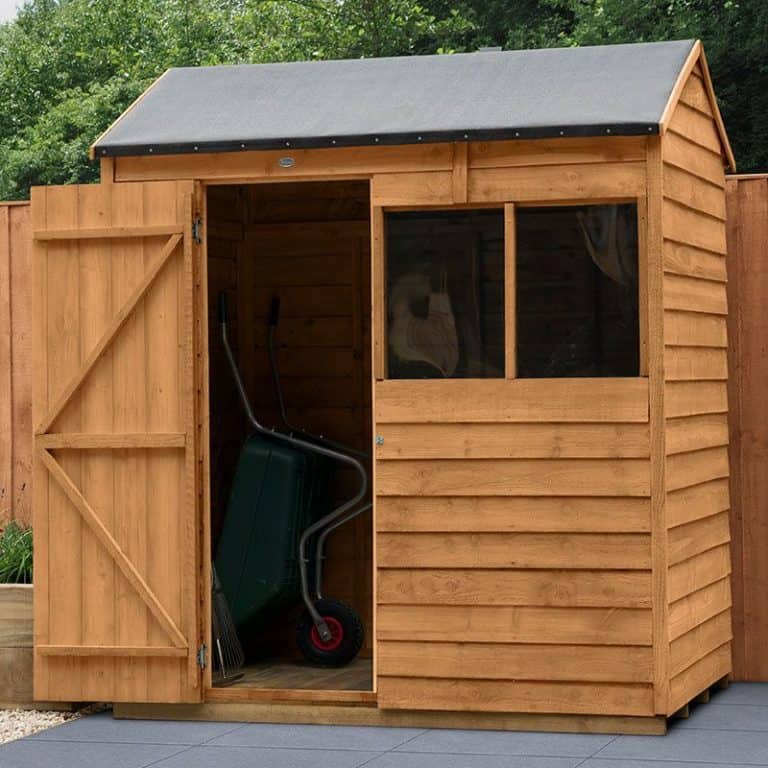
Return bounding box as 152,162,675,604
45,186,83,701
77,183,116,700
144,181,183,701
113,182,150,701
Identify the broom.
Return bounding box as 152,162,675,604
211,566,245,685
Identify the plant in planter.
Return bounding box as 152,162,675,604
0,521,34,708
0,522,33,584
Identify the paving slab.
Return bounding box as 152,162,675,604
394,728,615,756
206,722,425,751
596,727,768,764
363,753,584,768
0,738,187,768
676,703,768,731
580,760,753,768
149,745,380,768
710,683,768,707
27,711,244,745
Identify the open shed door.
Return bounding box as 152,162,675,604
32,181,202,703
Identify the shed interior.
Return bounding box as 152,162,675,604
205,181,374,693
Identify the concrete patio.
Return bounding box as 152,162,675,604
0,683,766,768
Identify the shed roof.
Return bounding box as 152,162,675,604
93,39,722,160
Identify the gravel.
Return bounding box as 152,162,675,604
0,704,112,745
0,708,79,744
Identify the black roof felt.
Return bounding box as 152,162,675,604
93,40,696,157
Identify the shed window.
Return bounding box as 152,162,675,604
385,210,505,379
516,204,639,378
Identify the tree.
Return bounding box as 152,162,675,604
0,0,765,199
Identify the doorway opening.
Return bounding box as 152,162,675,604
205,180,373,696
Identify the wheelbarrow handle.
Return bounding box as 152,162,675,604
268,295,281,327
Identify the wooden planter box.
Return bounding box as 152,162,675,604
0,583,34,708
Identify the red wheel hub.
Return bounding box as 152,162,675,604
310,616,344,651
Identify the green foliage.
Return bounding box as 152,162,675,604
0,522,33,584
0,0,766,198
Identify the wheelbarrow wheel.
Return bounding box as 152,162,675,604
297,598,364,667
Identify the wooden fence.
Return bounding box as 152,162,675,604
0,202,31,526
725,174,768,681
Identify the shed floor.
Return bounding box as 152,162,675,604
3,684,768,767
218,657,373,692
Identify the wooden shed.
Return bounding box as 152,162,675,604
24,38,736,733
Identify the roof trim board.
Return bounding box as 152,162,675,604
658,40,735,171
94,122,661,158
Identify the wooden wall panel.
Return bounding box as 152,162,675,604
0,203,32,526
725,174,768,681
375,378,653,715
661,64,732,707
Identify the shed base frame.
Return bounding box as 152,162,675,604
113,702,668,735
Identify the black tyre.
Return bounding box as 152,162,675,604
296,598,364,667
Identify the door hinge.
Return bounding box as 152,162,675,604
192,217,203,244
197,643,207,669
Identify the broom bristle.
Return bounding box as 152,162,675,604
211,567,245,683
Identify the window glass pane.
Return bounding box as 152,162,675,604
516,204,639,378
385,210,505,379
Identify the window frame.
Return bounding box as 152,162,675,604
373,197,647,382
